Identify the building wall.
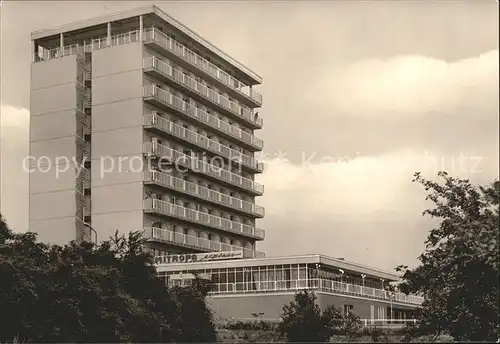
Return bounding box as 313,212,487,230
29,54,80,244
207,293,295,321
90,42,145,241
205,292,416,322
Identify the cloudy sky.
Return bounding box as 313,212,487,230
1,1,498,270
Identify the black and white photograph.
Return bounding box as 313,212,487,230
0,0,498,342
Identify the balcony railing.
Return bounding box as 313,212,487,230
88,30,141,51
143,27,262,105
209,278,424,306
144,170,265,217
34,30,141,62
144,113,263,172
143,85,263,151
144,141,264,195
144,227,263,258
35,29,262,106
34,44,82,62
144,198,265,239
143,56,262,127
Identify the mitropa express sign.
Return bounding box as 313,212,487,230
154,251,243,265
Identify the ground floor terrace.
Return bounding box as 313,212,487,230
155,253,424,324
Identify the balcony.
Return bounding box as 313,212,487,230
144,198,265,240
144,113,263,173
143,57,262,129
143,85,263,151
143,142,264,196
144,227,263,258
143,28,262,107
209,278,423,306
144,170,264,217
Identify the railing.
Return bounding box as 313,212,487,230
144,198,265,239
144,141,264,195
209,278,424,306
143,85,263,150
144,170,264,217
143,27,262,105
216,317,419,326
35,29,262,105
144,227,262,258
34,44,82,62
87,30,141,51
313,279,423,305
143,56,262,127
144,113,263,172
360,319,419,327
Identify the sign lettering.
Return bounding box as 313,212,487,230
154,251,243,265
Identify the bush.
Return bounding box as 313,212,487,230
0,216,216,343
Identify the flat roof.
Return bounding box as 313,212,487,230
31,5,262,84
155,254,401,281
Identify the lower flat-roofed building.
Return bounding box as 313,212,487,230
155,252,424,325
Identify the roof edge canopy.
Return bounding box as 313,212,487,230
156,254,402,281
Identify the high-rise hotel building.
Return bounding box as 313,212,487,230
29,5,265,258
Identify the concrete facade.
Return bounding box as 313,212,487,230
29,5,264,256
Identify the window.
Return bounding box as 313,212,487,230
183,228,188,235
344,305,354,315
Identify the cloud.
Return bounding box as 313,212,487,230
257,149,498,270
1,106,30,231
308,50,499,119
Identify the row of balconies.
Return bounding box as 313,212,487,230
143,85,263,151
144,227,264,258
143,113,263,173
144,141,264,195
34,29,262,107
144,170,264,217
144,198,264,240
143,56,261,128
143,27,262,106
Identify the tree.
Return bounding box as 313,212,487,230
279,290,363,342
397,172,499,342
323,304,363,339
0,216,216,343
279,290,331,342
170,277,217,342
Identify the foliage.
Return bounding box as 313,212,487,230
279,290,330,342
224,319,277,331
397,172,499,342
0,216,216,343
279,290,364,342
322,304,363,338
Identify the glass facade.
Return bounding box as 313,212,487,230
157,263,424,306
